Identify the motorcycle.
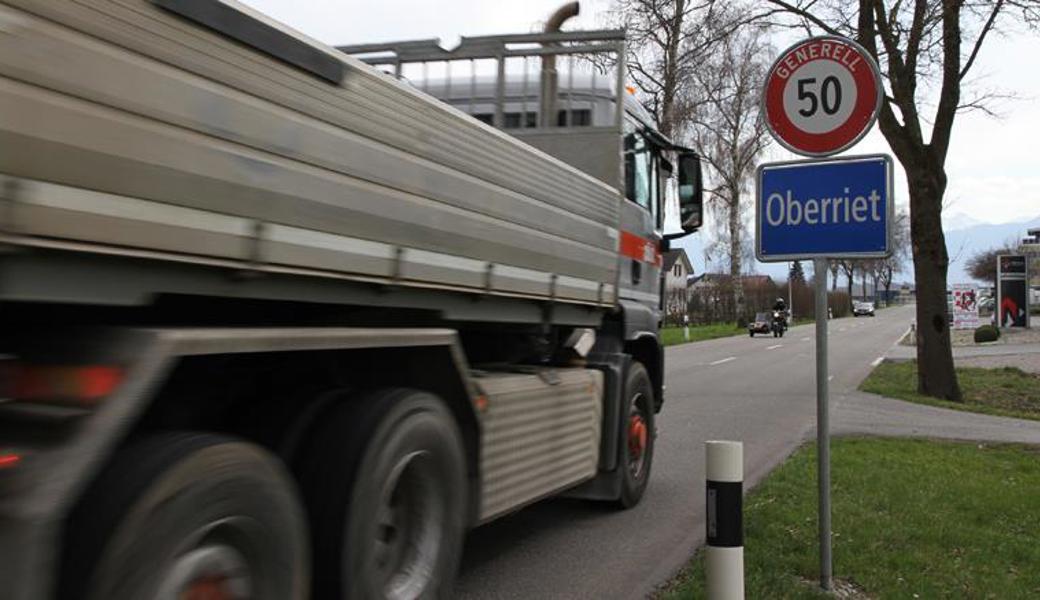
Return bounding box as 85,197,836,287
771,310,787,337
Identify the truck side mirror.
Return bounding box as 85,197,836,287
677,152,703,233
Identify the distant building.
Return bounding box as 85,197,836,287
662,250,693,323
1019,227,1040,303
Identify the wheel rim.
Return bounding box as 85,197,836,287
155,518,254,600
371,450,444,600
627,393,649,480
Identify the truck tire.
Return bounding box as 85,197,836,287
295,388,467,600
60,432,309,600
617,362,655,508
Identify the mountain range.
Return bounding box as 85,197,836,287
676,214,1040,286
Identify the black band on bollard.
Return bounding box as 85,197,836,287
706,480,743,547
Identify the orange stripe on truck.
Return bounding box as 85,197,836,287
619,231,662,267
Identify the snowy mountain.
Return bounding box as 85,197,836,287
943,212,986,232
945,215,1040,284
675,214,1040,285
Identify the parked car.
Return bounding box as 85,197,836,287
853,301,876,317
749,312,772,336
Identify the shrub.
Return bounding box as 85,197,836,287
974,325,1000,343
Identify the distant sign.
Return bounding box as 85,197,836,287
997,254,1029,328
951,284,979,330
756,155,893,262
763,36,882,157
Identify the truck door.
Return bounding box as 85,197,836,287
619,124,664,320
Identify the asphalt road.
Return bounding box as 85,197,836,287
454,305,939,599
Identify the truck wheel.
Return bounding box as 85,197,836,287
295,389,467,600
60,433,309,600
617,362,655,509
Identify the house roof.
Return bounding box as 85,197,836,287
662,249,693,274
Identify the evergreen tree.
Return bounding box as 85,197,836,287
789,261,806,286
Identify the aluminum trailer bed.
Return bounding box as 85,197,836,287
0,0,620,311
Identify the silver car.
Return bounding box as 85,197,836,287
853,301,876,317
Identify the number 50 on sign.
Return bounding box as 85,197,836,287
763,36,882,157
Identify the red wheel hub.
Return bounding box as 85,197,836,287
628,415,648,458
183,575,234,600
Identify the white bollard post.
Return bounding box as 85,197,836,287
706,440,744,600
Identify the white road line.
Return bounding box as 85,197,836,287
871,356,884,367
766,344,783,350
709,356,737,366
838,327,847,332
801,337,811,342
828,375,834,381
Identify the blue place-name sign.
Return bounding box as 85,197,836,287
756,155,893,261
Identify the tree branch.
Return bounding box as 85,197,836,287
930,0,963,162
960,0,1004,81
763,0,843,36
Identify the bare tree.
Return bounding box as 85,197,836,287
687,22,773,319
611,0,765,138
764,0,1040,401
837,259,855,304
876,209,911,302
966,239,1020,284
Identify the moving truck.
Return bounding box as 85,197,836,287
0,1,703,597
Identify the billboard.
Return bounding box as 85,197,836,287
997,255,1029,328
951,285,979,330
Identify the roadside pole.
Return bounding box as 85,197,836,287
788,262,794,320
705,441,744,600
813,258,831,590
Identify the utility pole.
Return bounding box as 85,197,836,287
788,262,794,320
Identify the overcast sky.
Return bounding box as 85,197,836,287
241,0,1040,227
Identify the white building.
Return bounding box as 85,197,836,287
662,250,693,323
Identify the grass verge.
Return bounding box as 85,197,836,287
659,438,1040,599
860,360,1040,421
662,319,815,347
660,323,745,346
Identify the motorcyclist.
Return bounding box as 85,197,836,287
772,297,788,331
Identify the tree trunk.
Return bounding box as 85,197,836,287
728,187,744,321
908,167,962,401
657,0,686,140
830,262,838,291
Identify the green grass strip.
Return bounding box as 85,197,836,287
860,361,1040,422
659,438,1040,598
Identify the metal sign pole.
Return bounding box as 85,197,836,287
813,257,832,591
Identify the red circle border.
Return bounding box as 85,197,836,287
764,37,880,155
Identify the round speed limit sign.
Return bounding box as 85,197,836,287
763,36,881,156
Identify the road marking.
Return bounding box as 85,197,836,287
828,375,834,381
838,327,847,332
709,356,737,366
801,337,811,342
871,356,884,367
766,344,783,350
